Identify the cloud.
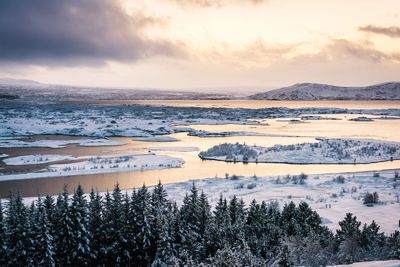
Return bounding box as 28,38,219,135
0,0,183,66
358,25,400,38
172,0,266,8
200,39,295,67
325,39,400,63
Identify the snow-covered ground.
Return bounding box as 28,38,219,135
159,169,400,233
0,154,184,181
0,153,7,158
200,139,400,164
1,103,400,139
329,260,400,267
0,138,123,148
3,154,75,165
17,168,400,234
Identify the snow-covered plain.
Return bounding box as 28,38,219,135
199,139,400,164
0,154,184,181
2,103,400,138
0,138,123,148
329,260,400,267
3,154,75,165
160,169,400,233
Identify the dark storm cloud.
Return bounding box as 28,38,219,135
359,25,400,38
0,0,182,65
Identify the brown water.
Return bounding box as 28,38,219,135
1,107,400,197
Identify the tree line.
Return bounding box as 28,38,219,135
0,182,399,266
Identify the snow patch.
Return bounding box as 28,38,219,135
3,154,75,165
0,138,123,148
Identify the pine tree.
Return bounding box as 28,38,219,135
336,213,362,263
150,181,169,260
102,184,130,265
70,184,90,265
99,191,114,265
34,197,55,267
0,200,7,265
278,244,293,267
336,213,361,242
5,192,32,266
212,194,231,249
53,185,74,265
152,203,176,266
133,185,153,265
281,202,298,237
197,190,211,259
43,195,56,242
178,183,202,262
360,220,385,259
388,231,400,259
88,189,103,263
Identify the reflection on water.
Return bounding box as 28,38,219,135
1,112,400,197
81,100,400,109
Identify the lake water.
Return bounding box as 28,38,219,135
79,100,400,109
1,101,400,197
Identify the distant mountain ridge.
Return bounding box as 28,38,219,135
249,82,400,100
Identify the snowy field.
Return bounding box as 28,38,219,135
329,260,400,267
158,169,400,234
0,137,123,148
0,154,184,181
3,154,75,165
1,103,400,138
200,139,400,164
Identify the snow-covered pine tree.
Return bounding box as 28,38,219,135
295,202,322,237
70,184,90,265
99,191,114,265
151,202,176,266
132,185,153,266
212,194,231,248
336,213,362,242
103,184,130,265
88,189,103,263
278,244,293,267
43,195,56,240
150,181,169,259
0,200,7,265
281,202,298,237
53,185,74,265
360,220,385,259
228,196,247,247
388,231,400,259
5,192,32,266
178,183,204,262
34,197,55,267
336,213,362,263
210,244,264,267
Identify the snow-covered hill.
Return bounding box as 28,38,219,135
249,82,400,100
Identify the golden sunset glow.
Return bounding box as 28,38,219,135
0,0,399,88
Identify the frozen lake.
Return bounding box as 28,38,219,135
0,104,399,196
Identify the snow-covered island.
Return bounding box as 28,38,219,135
3,154,75,165
0,137,123,148
0,154,184,181
199,139,400,164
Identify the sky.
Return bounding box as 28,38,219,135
0,0,399,89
